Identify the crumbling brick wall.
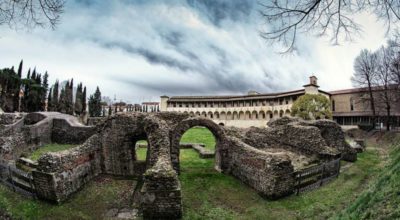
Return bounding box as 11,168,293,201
33,135,102,203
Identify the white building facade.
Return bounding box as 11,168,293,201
160,76,329,127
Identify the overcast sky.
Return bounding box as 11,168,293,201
0,0,390,103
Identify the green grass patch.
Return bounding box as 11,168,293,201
0,127,392,219
335,134,400,220
0,177,135,219
29,144,76,161
136,147,147,161
180,127,216,151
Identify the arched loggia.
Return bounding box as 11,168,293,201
170,117,225,174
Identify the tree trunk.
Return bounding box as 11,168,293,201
386,105,391,131
367,81,376,127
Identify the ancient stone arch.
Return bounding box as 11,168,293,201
170,117,225,173
0,112,359,219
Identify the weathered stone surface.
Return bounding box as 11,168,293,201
1,112,355,218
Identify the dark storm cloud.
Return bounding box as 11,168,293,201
4,0,347,103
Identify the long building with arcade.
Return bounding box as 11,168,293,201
160,75,400,128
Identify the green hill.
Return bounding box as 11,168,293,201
336,132,400,219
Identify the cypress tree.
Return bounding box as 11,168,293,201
74,83,82,115
89,86,102,117
82,86,87,114
13,60,23,111
52,80,59,111
58,87,66,113
41,72,49,111
47,87,53,111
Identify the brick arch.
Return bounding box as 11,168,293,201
170,117,226,173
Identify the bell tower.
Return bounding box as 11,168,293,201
303,75,319,94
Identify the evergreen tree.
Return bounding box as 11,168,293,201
58,87,66,113
41,72,49,111
82,86,87,114
47,87,53,111
74,83,83,115
52,80,59,111
65,79,74,114
12,60,23,111
88,86,102,117
108,105,112,116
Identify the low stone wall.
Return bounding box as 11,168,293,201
87,117,107,126
52,119,95,145
221,137,295,199
33,135,102,203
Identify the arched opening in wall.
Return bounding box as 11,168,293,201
173,121,227,214
189,111,195,117
251,111,258,119
233,111,238,120
279,110,284,118
195,111,201,116
207,112,213,119
273,110,279,118
239,111,245,120
267,111,273,120
134,139,149,163
218,123,224,126
285,109,291,116
201,111,207,117
227,112,232,120
245,111,251,120
214,112,219,119
220,112,226,120
259,111,266,119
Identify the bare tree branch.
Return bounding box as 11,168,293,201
260,0,400,53
0,0,64,29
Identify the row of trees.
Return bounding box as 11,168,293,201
0,60,49,112
47,79,88,116
352,37,400,130
0,60,103,118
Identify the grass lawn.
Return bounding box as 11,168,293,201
28,144,77,161
180,127,383,220
0,176,135,219
0,127,393,219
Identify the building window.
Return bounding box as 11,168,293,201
211,103,214,107
350,98,354,111
332,100,335,112
223,103,226,107
179,103,182,108
173,103,176,108
185,103,189,107
285,100,289,105
270,113,273,119
205,103,208,107
192,103,195,107
279,99,283,105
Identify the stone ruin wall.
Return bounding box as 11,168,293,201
0,112,359,219
33,134,102,202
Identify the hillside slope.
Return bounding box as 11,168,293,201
336,133,400,219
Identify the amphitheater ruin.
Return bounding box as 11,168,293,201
0,111,360,219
